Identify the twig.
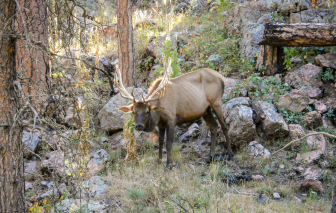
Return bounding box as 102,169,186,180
24,148,42,160
273,131,336,155
0,123,9,127
234,188,257,196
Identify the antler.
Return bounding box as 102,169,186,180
145,57,172,102
114,64,135,101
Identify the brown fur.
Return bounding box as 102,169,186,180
119,68,233,167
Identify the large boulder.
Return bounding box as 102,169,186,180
302,111,323,129
288,124,305,149
40,150,66,175
285,64,323,98
179,123,200,143
76,176,108,199
222,97,256,145
53,199,106,213
252,100,288,140
98,87,145,133
300,179,323,194
247,141,271,158
315,53,336,69
276,88,313,113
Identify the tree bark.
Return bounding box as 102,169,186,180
259,23,336,47
16,0,50,113
117,0,135,87
331,184,336,213
0,0,25,212
256,45,284,75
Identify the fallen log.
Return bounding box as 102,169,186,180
259,23,336,47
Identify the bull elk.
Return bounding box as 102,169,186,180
116,58,233,167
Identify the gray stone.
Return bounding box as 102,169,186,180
223,98,256,145
277,89,313,113
247,141,271,158
273,193,281,199
206,54,223,65
23,130,41,158
302,111,323,130
98,87,145,133
77,176,108,199
290,13,301,23
24,160,38,177
288,124,305,149
53,199,106,213
285,64,323,91
38,189,59,200
41,181,53,189
25,182,33,191
222,78,247,101
314,100,327,114
252,100,288,140
41,150,66,175
174,2,190,13
303,168,323,180
87,149,110,176
296,132,326,163
185,61,196,68
315,53,336,69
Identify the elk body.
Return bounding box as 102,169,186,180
116,59,233,167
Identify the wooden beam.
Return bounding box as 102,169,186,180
259,23,336,47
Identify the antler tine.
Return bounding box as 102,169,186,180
114,64,134,101
145,57,172,102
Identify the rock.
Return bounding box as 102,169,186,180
77,176,108,199
177,58,185,63
300,9,326,23
273,193,281,199
314,100,327,114
303,168,323,180
100,137,109,143
110,132,126,149
290,12,301,23
276,88,313,113
256,194,267,205
64,97,85,128
134,128,160,145
285,63,323,98
23,129,41,158
134,19,157,29
279,164,285,169
58,183,69,196
222,79,248,101
222,97,256,145
174,2,190,13
247,141,270,158
252,175,265,180
98,87,145,133
25,182,33,191
223,0,276,59
294,196,302,204
288,124,306,149
179,123,200,142
302,111,323,129
257,14,272,25
315,53,336,69
41,150,65,175
296,132,326,163
41,181,53,189
87,149,110,176
300,179,323,194
293,166,305,175
147,33,178,58
24,160,38,177
252,100,288,140
53,199,106,213
185,61,196,68
38,189,59,200
206,54,223,65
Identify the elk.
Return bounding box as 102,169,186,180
116,58,233,167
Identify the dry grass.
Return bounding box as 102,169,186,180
103,143,331,213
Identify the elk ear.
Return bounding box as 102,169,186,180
118,105,133,113
151,106,164,112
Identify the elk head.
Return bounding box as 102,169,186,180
116,58,172,132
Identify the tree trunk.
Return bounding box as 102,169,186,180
259,23,336,47
117,0,135,87
16,0,50,113
256,45,284,76
0,0,25,212
331,184,336,213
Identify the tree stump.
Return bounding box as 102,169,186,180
256,45,284,76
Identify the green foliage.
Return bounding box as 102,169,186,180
261,164,271,176
155,38,180,78
283,47,328,70
318,68,335,82
213,0,235,12
271,11,285,22
278,108,304,124
316,126,336,143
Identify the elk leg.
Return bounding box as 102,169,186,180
158,127,165,164
203,107,218,163
212,103,233,160
166,123,175,167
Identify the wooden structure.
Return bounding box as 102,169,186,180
257,23,336,75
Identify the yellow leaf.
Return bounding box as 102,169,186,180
203,45,206,49
75,83,79,88
242,59,245,63
312,3,315,7
262,71,264,75
304,55,307,59
256,53,259,58
187,42,190,45
43,199,47,204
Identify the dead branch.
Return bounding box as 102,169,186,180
273,132,336,155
